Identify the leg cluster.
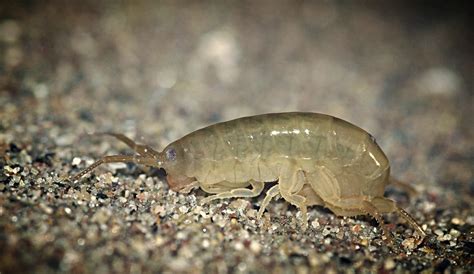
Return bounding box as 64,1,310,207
362,197,426,245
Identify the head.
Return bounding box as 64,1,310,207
159,144,196,193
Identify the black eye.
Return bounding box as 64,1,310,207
165,147,177,161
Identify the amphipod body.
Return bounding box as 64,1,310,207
70,112,426,245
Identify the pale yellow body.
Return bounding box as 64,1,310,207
165,112,390,218
71,112,426,245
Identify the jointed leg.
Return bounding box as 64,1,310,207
390,177,417,197
257,184,280,219
370,197,426,245
297,184,325,206
200,181,265,204
395,206,426,245
200,181,250,194
280,190,308,230
278,169,309,229
200,184,234,194
361,200,394,243
69,155,158,182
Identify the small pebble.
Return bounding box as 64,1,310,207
385,258,396,270
402,238,416,249
152,205,165,215
39,203,53,214
4,165,20,174
178,206,189,214
245,209,257,219
229,199,250,210
351,224,361,233
449,229,460,238
438,234,452,242
451,218,464,225
155,236,164,246
108,162,127,171
322,226,331,236
249,241,261,254
422,202,436,213
201,239,210,249
311,219,320,229
234,241,244,251
176,232,186,240
72,157,82,166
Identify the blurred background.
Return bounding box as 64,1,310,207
0,1,472,273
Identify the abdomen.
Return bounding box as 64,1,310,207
174,112,389,189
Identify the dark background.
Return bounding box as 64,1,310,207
1,1,472,273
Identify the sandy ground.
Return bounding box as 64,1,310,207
1,1,473,273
